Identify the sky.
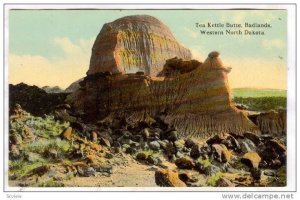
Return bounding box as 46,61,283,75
8,9,287,89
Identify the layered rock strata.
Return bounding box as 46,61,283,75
69,15,259,138
88,15,192,76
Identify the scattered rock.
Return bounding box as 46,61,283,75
45,148,58,159
212,144,232,163
264,169,276,176
31,165,49,176
204,165,221,176
105,152,113,159
174,139,185,151
250,168,261,181
175,157,194,169
149,141,160,151
136,152,148,160
61,127,73,140
94,165,113,174
241,152,261,169
92,131,98,142
270,159,282,169
9,145,20,159
266,139,286,155
194,161,206,173
184,138,197,148
125,147,136,155
147,155,159,165
84,167,96,177
243,132,260,146
168,130,178,142
164,142,176,157
215,177,235,187
155,169,186,187
99,137,111,147
178,172,198,184
9,134,22,145
142,128,150,139
239,138,256,153
190,144,201,159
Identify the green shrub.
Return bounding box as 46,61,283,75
10,114,69,139
25,138,70,158
37,179,65,187
206,172,224,186
9,160,45,179
198,158,212,167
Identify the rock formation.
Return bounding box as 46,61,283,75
68,15,259,138
248,110,286,136
88,15,192,76
65,78,84,93
9,83,68,116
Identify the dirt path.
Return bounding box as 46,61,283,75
63,161,158,187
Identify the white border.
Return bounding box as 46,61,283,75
2,3,297,192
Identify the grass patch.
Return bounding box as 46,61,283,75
198,158,212,167
9,160,45,179
268,166,286,187
206,172,224,186
37,179,65,187
10,114,69,139
234,97,286,112
25,138,70,158
233,88,286,98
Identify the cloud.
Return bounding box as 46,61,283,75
184,27,199,39
262,39,286,49
9,37,94,89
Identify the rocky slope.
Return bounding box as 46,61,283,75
65,78,84,93
88,15,192,76
9,105,286,187
9,83,68,116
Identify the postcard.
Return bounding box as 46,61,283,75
2,3,297,196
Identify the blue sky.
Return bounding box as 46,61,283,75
9,9,287,89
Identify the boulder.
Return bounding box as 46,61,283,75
243,132,261,146
155,169,186,187
136,153,147,162
212,144,232,163
149,141,161,151
266,139,286,155
93,165,113,174
241,152,261,169
239,138,256,153
250,168,261,181
175,157,195,169
215,177,236,187
190,144,202,159
178,172,198,184
99,137,111,147
61,127,72,140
